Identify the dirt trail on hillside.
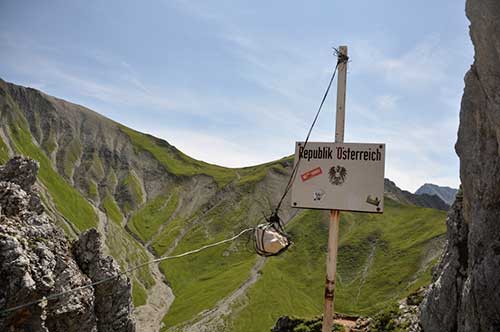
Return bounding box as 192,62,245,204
178,211,300,331
168,169,298,331
179,257,267,332
134,254,175,332
97,209,174,332
334,318,357,330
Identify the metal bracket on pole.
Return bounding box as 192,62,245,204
322,45,348,332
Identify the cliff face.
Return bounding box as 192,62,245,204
0,157,134,332
420,0,500,331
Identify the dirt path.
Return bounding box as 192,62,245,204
117,211,175,332
334,318,357,330
175,200,299,331
96,208,174,332
355,240,377,304
166,170,298,331
179,257,267,332
134,253,175,332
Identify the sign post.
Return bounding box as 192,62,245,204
290,46,385,332
322,45,348,332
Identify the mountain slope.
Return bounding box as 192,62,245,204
230,200,446,331
0,78,295,331
0,78,447,332
415,183,458,206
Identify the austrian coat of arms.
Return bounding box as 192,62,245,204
328,165,347,185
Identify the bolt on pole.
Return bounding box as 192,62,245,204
322,45,348,332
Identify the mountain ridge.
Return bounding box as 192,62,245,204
384,178,450,210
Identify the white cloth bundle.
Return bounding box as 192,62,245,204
254,224,290,256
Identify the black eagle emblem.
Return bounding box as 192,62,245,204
328,165,347,186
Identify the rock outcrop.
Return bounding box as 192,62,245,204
73,229,135,332
0,157,135,331
349,288,425,332
271,316,323,332
420,0,500,331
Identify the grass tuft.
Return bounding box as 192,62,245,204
132,278,148,307
102,192,124,224
0,135,9,163
129,190,179,242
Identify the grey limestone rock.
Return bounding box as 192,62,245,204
0,170,97,331
0,156,39,192
73,229,135,332
0,157,135,331
420,0,500,331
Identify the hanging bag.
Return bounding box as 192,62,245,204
254,213,291,257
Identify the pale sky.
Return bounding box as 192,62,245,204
0,0,472,192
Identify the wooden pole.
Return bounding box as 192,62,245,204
335,46,348,143
322,45,348,332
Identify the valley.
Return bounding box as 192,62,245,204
0,79,447,331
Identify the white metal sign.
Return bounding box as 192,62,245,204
291,142,385,213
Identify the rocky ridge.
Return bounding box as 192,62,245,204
0,156,134,332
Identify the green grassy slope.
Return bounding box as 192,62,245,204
121,126,238,187
154,198,445,332
157,198,446,332
117,121,447,331
0,135,9,163
121,125,292,189
119,171,144,213
102,192,124,225
158,198,258,328
128,190,179,242
229,199,446,331
335,199,445,314
105,220,156,303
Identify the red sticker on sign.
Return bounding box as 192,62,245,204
301,167,323,182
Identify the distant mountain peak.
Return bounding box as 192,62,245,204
415,183,458,205
384,178,450,211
